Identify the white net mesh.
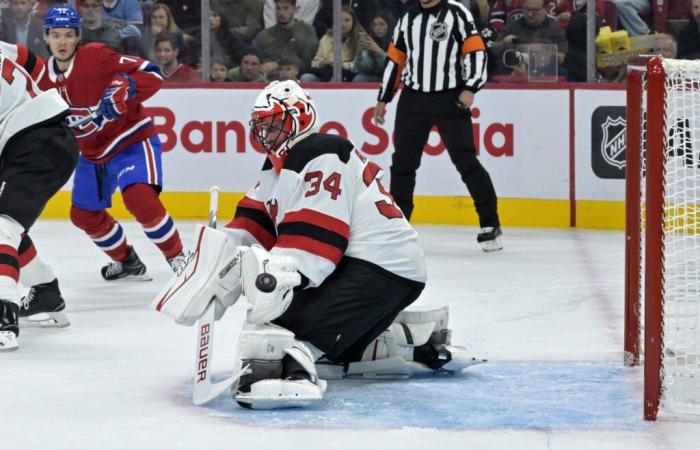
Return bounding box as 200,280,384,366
658,59,700,416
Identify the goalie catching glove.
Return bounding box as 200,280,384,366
241,245,301,325
98,73,136,121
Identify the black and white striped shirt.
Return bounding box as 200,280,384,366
378,0,488,103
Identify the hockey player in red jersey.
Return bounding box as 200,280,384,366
0,41,80,351
38,6,187,281
153,81,480,408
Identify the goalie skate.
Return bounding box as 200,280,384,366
19,279,70,328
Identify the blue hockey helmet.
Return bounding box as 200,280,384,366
43,6,81,34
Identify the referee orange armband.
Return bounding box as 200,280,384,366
461,35,486,56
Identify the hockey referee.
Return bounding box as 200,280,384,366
373,0,502,252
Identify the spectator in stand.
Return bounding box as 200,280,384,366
490,0,525,31
301,5,363,82
609,0,650,35
210,55,231,82
313,0,380,38
263,0,319,28
154,32,200,82
353,9,395,82
158,0,200,34
277,54,302,80
213,0,262,43
227,49,267,82
101,0,143,38
653,33,678,59
1,0,47,58
677,0,700,60
194,5,252,69
490,0,559,31
139,0,156,17
490,0,567,75
252,0,319,71
552,0,604,28
139,3,189,60
79,0,123,51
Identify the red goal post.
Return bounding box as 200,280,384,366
625,56,700,421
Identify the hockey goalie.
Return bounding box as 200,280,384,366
153,81,483,409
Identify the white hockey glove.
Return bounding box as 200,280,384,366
240,245,301,325
152,224,243,326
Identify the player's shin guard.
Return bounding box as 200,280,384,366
17,234,56,286
122,184,183,262
0,216,22,351
70,206,131,262
232,324,327,409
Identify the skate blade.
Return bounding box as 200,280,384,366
19,311,70,328
480,237,503,252
0,331,18,352
105,273,154,282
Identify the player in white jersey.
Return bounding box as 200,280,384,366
154,81,478,408
0,42,79,352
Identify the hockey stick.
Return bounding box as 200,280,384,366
192,186,248,405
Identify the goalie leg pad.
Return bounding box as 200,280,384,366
232,324,326,409
153,224,242,326
344,307,483,377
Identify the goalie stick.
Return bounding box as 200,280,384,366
192,186,250,405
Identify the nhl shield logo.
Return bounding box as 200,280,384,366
430,22,448,41
600,116,626,169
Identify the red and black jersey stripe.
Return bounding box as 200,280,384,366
0,244,20,281
225,196,277,250
13,45,44,81
17,234,37,268
276,209,350,265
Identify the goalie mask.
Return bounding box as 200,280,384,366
250,81,318,173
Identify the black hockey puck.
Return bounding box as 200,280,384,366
255,273,277,292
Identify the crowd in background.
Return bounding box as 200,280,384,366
1,0,699,84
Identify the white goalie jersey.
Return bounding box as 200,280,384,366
0,43,68,154
225,133,427,288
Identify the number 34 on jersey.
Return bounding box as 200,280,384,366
226,133,426,289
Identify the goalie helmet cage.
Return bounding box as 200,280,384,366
624,56,700,421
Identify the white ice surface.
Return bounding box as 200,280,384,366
1,221,699,450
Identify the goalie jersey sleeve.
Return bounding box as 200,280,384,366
0,49,69,153
226,133,427,288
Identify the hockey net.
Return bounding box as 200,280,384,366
625,57,700,421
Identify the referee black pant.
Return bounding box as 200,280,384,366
390,88,500,227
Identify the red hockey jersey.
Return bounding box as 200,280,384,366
38,43,163,162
